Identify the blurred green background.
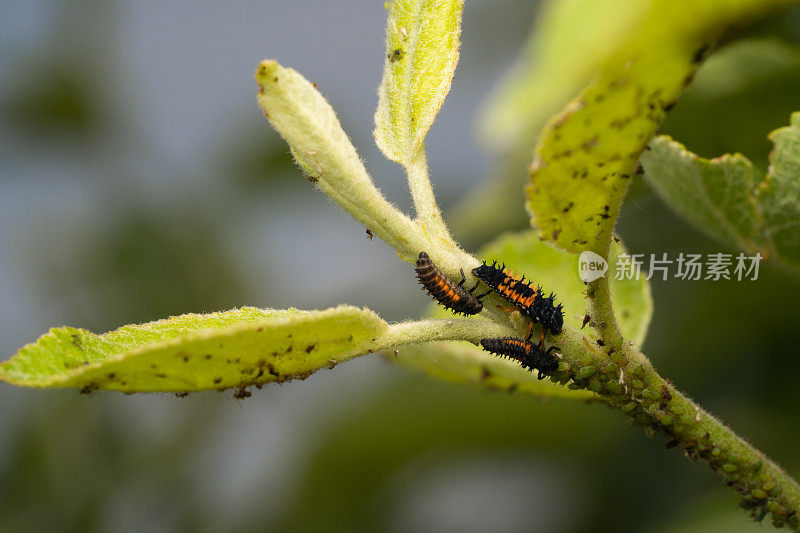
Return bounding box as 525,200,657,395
1,1,799,532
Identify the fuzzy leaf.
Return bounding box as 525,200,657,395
374,0,464,164
643,113,800,271
399,231,651,398
524,0,797,255
256,59,420,252
0,306,387,393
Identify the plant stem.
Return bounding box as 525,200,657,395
567,342,800,529
376,318,515,350
577,262,798,528
405,145,455,246
587,276,625,351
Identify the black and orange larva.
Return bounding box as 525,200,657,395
416,252,489,316
472,261,564,337
480,337,560,380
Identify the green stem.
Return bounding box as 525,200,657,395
405,145,455,246
376,318,514,349
568,344,800,529
586,275,625,352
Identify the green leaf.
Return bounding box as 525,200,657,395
399,230,652,398
374,0,464,164
757,112,800,267
641,136,765,253
478,0,645,154
523,0,797,255
659,37,800,168
255,59,422,254
256,60,368,188
642,112,800,271
0,306,388,393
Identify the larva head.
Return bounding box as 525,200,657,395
472,262,505,286
417,251,430,267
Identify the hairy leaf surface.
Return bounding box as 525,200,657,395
1,306,387,392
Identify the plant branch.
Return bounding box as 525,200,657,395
586,276,626,352
405,145,455,246
556,340,800,529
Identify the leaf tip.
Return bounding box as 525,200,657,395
255,60,280,88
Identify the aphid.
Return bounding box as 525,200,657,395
416,252,489,316
388,48,405,62
472,261,564,338
233,386,251,400
480,337,560,380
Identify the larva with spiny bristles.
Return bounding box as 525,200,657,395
480,337,560,380
472,261,564,338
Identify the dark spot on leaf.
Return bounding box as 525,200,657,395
156,373,166,378
596,339,605,347
286,346,293,353
692,44,710,63
388,48,405,62
213,377,222,384
305,344,315,353
233,387,251,400
205,354,212,360
107,373,116,379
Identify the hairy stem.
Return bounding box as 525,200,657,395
556,340,800,529
576,246,798,528
586,275,625,352
376,318,514,349
405,145,455,246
